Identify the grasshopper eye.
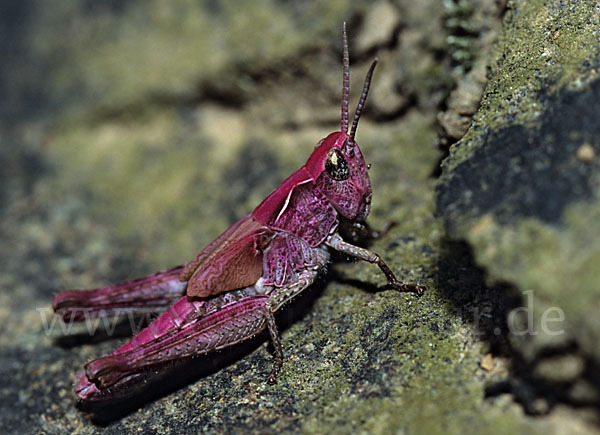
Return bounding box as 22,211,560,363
325,148,350,181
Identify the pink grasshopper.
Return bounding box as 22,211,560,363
52,23,424,404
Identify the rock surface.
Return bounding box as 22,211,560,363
437,0,600,419
1,0,598,433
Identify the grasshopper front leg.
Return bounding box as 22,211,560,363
326,233,424,296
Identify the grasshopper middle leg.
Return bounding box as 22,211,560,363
264,272,316,384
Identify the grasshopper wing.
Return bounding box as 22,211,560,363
181,214,273,297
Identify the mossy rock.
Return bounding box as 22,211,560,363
437,0,600,413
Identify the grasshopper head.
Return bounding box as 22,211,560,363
309,131,372,222
305,24,377,222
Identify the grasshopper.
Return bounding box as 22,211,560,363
53,23,423,404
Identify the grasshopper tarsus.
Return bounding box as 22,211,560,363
267,364,281,385
391,282,425,297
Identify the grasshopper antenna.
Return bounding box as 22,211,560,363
348,58,378,150
341,22,350,136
